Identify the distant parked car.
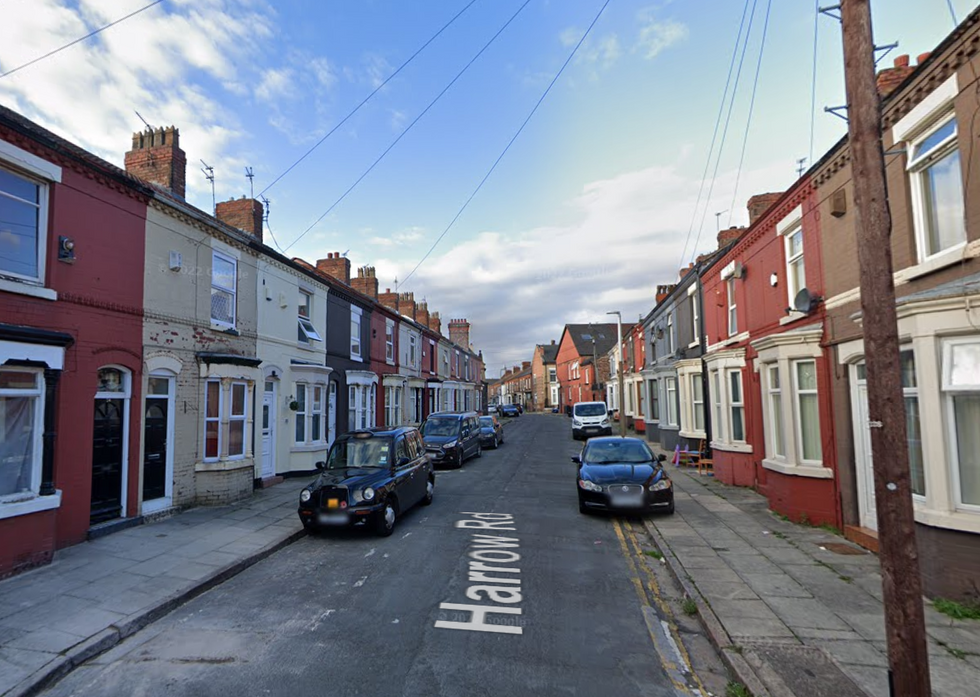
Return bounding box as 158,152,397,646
420,411,482,468
479,415,504,448
500,404,520,417
573,437,673,515
298,427,433,536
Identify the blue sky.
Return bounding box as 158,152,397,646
1,0,976,375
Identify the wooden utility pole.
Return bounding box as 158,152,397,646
840,2,931,695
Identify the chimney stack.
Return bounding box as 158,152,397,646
656,284,676,305
876,54,917,97
124,126,186,199
521,361,531,371
747,192,783,225
448,318,471,348
399,292,416,318
378,287,399,313
316,253,351,285
717,225,746,249
429,311,442,336
351,266,379,299
215,196,263,241
679,263,695,280
415,301,430,329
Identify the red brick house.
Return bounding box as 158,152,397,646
556,324,627,413
0,107,150,576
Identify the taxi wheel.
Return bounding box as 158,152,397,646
375,500,397,536
422,478,434,506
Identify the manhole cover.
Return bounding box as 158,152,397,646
820,542,867,555
745,643,867,697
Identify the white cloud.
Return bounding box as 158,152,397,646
576,33,622,73
635,10,688,59
340,157,793,374
256,67,297,102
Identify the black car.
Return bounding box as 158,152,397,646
573,437,674,515
298,427,433,536
421,411,482,468
479,414,504,448
500,404,520,417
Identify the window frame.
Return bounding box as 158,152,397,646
665,376,678,427
767,364,785,458
298,289,322,343
0,367,45,501
210,251,237,330
727,369,745,443
907,113,966,262
727,278,738,337
350,307,363,360
792,359,821,465
0,163,50,286
783,225,806,306
385,320,395,364
204,379,223,461
942,337,980,511
228,381,247,459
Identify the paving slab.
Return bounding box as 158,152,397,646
765,597,852,632
741,572,813,599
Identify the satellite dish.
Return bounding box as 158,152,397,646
793,287,822,314
655,327,664,339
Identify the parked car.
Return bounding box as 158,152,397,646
573,437,673,515
298,427,433,536
421,411,482,468
500,404,520,417
571,401,612,440
479,415,504,448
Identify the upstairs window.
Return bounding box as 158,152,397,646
667,313,675,354
0,165,47,284
350,309,362,359
784,225,806,305
908,115,965,260
211,252,237,328
298,290,322,343
385,321,394,363
409,335,417,367
727,278,738,336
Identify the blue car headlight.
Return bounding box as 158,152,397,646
649,479,672,492
578,479,603,493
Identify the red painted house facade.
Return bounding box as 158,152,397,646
702,182,840,526
0,107,149,576
556,324,624,413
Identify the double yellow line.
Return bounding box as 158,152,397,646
613,518,706,696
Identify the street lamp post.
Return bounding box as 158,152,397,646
607,311,625,436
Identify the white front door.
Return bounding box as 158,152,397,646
850,363,877,530
261,381,276,478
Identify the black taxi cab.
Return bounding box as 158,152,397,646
298,427,433,536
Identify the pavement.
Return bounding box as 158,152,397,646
644,451,980,697
0,478,312,697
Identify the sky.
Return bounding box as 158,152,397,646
1,0,976,376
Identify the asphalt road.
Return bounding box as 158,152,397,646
40,415,687,697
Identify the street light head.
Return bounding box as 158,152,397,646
606,310,620,317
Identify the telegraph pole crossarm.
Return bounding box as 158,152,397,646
840,1,931,695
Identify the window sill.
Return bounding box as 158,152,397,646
0,490,62,520
900,244,966,283
779,311,808,326
291,443,329,454
659,424,680,432
679,429,707,440
195,458,253,473
211,324,240,336
0,278,57,301
762,458,832,479
710,440,753,454
687,341,700,349
350,354,363,363
912,506,980,534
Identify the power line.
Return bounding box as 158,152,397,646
258,0,480,198
678,0,753,269
281,0,533,253
689,0,760,263
727,0,773,228
400,0,613,287
0,0,165,80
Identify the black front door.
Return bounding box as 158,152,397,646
143,400,167,502
91,398,124,524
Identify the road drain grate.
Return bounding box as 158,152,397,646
744,643,867,697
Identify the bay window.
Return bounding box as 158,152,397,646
0,368,43,498
793,360,820,462
944,339,980,507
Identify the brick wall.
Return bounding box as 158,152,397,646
195,465,254,506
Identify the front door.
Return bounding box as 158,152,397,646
261,382,276,478
850,363,877,530
142,399,168,502
92,398,124,524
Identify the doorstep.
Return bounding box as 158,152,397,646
844,524,879,554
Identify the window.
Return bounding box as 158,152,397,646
665,377,678,427
908,115,966,260
442,350,449,374
943,339,980,507
229,382,246,458
649,379,660,421
728,370,745,442
667,313,675,354
901,351,925,497
0,368,43,498
204,380,222,460
784,226,806,304
410,335,417,367
350,309,362,359
298,290,322,343
0,165,48,284
349,386,357,432
793,360,820,462
691,290,700,345
454,351,460,376
549,367,557,383
211,252,237,328
385,386,402,427
385,321,394,363
295,383,307,443
727,278,737,336
691,375,704,431
767,365,784,458
712,371,724,441
312,386,324,442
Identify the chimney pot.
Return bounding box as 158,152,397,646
894,54,910,68
917,52,931,65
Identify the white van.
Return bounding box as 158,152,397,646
571,401,612,440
